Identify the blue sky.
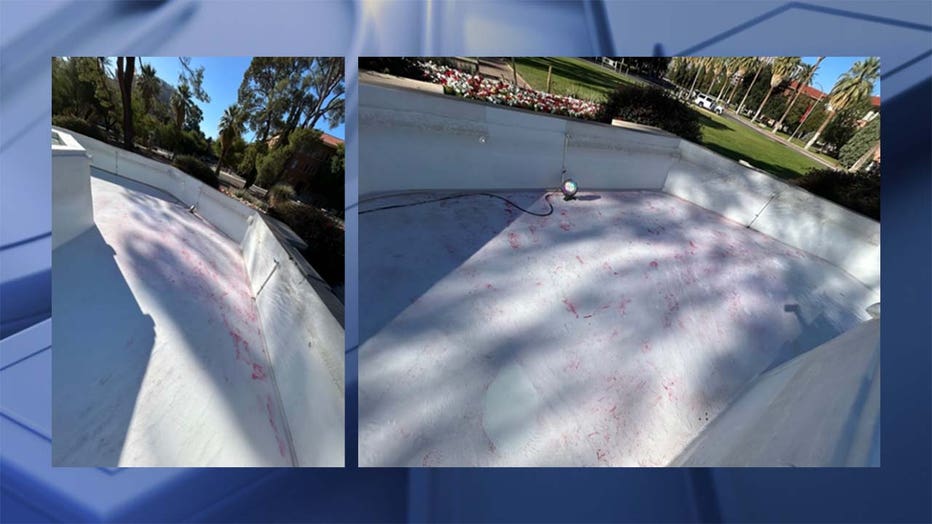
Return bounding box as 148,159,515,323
801,56,881,97
138,56,345,141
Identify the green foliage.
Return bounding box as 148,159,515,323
52,115,103,141
315,142,345,213
255,145,291,189
237,142,267,188
597,85,701,142
287,127,323,154
359,58,424,79
269,183,297,207
230,188,268,211
52,57,122,137
172,155,218,188
838,117,880,169
237,57,344,143
268,201,344,286
796,168,879,220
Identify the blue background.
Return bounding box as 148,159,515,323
1,1,929,521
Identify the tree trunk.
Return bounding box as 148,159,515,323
753,85,774,122
715,71,729,102
688,65,702,97
849,140,880,172
215,144,226,176
116,57,136,150
805,110,834,150
705,71,717,94
737,64,763,115
726,71,744,105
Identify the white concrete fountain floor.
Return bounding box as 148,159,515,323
358,190,878,467
53,170,293,466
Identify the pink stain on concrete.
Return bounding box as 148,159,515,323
562,298,579,318
508,232,521,249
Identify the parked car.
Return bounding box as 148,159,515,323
694,93,724,114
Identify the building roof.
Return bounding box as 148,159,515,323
787,81,881,108
320,132,344,148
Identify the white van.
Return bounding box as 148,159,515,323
694,93,724,114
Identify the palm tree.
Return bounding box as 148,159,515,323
170,83,191,131
687,57,709,98
137,62,160,116
714,58,736,102
704,58,724,94
752,56,801,123
805,57,880,150
737,57,766,115
727,57,757,106
215,104,244,176
772,57,822,134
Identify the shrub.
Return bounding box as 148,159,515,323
255,145,291,189
596,85,701,142
268,183,296,207
237,142,267,188
795,168,879,220
359,58,424,80
838,117,880,170
269,201,344,286
52,115,103,141
172,155,218,189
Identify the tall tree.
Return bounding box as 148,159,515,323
170,82,191,131
715,58,735,102
115,57,136,150
805,57,880,150
300,57,345,131
772,57,822,134
737,57,766,115
238,57,345,144
687,57,709,97
215,104,244,176
752,56,800,122
704,58,723,93
137,62,160,116
726,57,757,106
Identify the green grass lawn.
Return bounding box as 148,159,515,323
692,110,826,180
515,58,826,180
514,57,644,102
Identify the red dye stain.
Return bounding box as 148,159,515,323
649,260,658,269
508,232,521,249
559,222,572,231
618,298,632,316
560,210,568,217
251,363,266,380
576,255,584,265
562,298,579,318
641,342,651,353
485,283,495,290
265,396,287,458
587,431,600,438
596,449,608,462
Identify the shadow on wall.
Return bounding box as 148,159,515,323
358,189,872,466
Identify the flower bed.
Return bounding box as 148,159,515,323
418,61,601,120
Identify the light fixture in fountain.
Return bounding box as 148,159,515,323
561,178,578,200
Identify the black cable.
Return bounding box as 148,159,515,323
358,192,556,217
